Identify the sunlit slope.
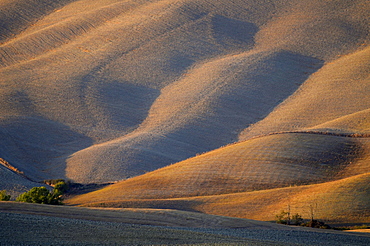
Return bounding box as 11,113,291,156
70,173,370,224
239,46,370,141
189,173,370,223
67,133,370,204
307,109,370,137
0,0,369,184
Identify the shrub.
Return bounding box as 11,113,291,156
43,179,66,186
276,211,305,226
275,210,289,224
303,220,331,229
291,213,304,225
16,187,50,204
0,190,11,201
54,181,69,194
46,191,63,205
16,186,63,205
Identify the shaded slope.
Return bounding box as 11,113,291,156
0,164,45,199
66,133,369,203
0,116,92,181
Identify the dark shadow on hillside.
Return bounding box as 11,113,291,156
96,81,160,132
0,116,92,181
80,51,325,181
211,15,258,48
135,51,325,171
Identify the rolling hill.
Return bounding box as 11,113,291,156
1,0,370,226
68,173,370,224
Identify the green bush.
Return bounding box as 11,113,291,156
16,186,63,205
54,181,69,194
0,190,11,201
16,187,50,204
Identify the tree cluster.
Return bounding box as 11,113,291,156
275,209,330,229
15,181,68,205
0,180,69,205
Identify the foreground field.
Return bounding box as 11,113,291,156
1,202,370,245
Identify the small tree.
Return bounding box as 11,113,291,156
275,210,289,224
291,213,304,225
0,190,11,201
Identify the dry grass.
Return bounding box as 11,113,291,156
192,173,370,224
69,173,370,225
346,229,370,233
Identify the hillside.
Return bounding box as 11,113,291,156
66,132,369,198
68,173,370,224
1,0,370,230
1,0,368,185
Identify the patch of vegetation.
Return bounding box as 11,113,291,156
302,220,331,229
275,210,330,229
16,181,69,205
53,180,69,194
0,190,11,201
43,179,68,186
275,210,289,225
275,210,304,226
291,213,304,226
